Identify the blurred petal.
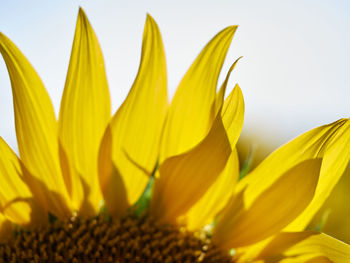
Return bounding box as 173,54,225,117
183,148,239,230
0,32,71,218
0,213,11,243
237,119,350,230
257,231,350,263
308,163,350,244
150,113,232,223
107,14,167,205
58,8,111,215
213,159,321,249
160,26,237,162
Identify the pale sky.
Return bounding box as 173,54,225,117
0,0,349,151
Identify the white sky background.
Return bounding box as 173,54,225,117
0,0,349,152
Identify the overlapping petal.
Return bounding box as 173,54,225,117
213,159,321,249
159,25,237,162
183,149,239,230
58,8,111,215
181,82,244,230
98,125,128,218
150,112,232,223
102,14,168,207
236,118,350,230
256,231,350,263
0,137,33,225
0,32,71,219
215,57,242,114
221,84,245,146
287,119,350,230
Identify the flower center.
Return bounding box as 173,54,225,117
0,215,233,262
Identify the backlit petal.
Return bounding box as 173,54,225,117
0,137,37,225
286,119,350,230
107,14,167,205
183,148,239,230
236,119,350,229
256,231,350,263
215,57,242,115
213,159,321,249
58,8,111,215
150,113,232,223
221,84,245,146
159,26,237,162
183,82,243,230
0,33,71,219
98,125,128,218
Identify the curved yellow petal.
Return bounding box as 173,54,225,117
183,148,239,231
222,84,245,146
256,231,350,263
150,113,232,223
182,82,244,230
235,119,350,262
107,14,167,205
0,137,32,225
0,33,71,219
286,119,350,231
159,26,237,162
58,8,111,216
215,57,242,115
237,119,350,228
213,159,321,249
98,125,128,218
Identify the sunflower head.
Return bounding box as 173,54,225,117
0,8,349,263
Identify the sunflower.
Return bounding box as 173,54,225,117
0,7,349,263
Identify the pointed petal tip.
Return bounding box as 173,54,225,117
146,13,156,24
234,83,243,93
78,6,85,14
227,25,239,32
78,7,88,21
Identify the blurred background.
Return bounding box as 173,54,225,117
0,0,349,242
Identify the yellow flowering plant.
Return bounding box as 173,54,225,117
0,8,349,262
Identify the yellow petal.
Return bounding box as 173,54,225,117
213,159,321,249
180,81,243,230
107,14,167,205
256,231,350,263
159,26,237,162
0,137,38,226
98,125,128,218
215,57,242,115
150,113,232,223
0,33,71,219
221,84,245,146
58,8,111,216
236,118,350,229
287,119,350,231
183,148,239,230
